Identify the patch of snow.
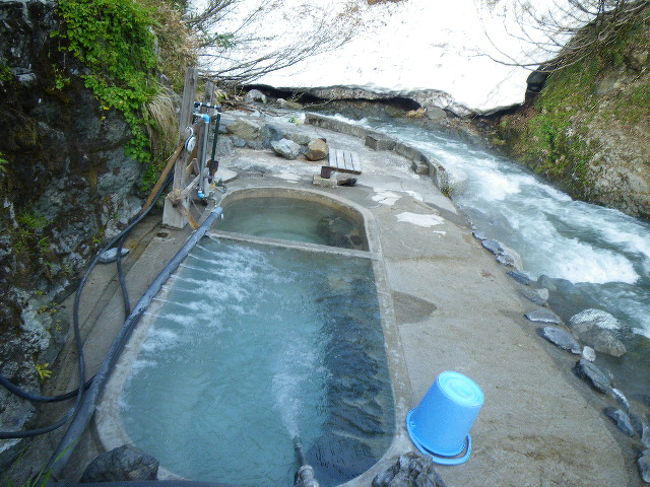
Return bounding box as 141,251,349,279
372,191,402,206
396,212,445,227
194,0,585,113
404,190,424,202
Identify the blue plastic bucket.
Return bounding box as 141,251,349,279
406,371,484,465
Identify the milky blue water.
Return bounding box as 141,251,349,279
218,196,367,250
121,238,393,486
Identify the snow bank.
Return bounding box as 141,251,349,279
195,0,576,114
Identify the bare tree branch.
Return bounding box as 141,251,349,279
183,0,364,85
476,0,649,74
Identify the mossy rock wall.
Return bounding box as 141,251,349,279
0,0,147,470
495,6,650,220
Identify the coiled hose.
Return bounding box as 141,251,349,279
46,205,223,477
0,172,172,440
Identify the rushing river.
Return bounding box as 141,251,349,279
331,113,650,399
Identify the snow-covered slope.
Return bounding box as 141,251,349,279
196,0,573,115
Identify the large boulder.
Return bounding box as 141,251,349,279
271,138,301,160
227,118,261,140
244,88,267,104
580,328,627,357
80,445,159,482
305,138,329,161
568,309,626,357
568,309,621,333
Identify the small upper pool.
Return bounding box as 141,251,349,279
218,190,368,251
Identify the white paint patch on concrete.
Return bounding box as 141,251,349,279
396,212,445,228
372,191,401,206
405,190,424,202
277,171,301,183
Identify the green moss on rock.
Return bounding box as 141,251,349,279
496,6,650,218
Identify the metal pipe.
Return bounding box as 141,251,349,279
293,436,320,487
198,113,211,199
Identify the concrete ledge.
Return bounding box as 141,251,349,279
305,113,450,195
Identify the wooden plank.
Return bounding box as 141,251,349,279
350,151,361,173
323,148,362,175
343,150,352,171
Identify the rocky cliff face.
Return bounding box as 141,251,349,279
492,6,649,221
0,0,145,469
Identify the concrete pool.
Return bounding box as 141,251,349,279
96,188,411,486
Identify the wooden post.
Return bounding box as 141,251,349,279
163,67,198,228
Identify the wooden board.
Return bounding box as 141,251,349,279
326,148,362,174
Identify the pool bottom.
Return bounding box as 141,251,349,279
118,238,394,487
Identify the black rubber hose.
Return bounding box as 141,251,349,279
47,205,223,477
0,173,172,439
0,375,93,404
115,233,131,317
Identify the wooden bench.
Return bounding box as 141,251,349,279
320,148,362,179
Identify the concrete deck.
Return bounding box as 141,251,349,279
41,114,640,486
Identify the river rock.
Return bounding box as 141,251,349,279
538,327,581,354
80,445,159,482
520,287,549,306
629,412,650,442
372,453,447,487
498,243,523,270
276,98,303,110
260,124,285,148
573,359,612,394
227,118,261,140
230,136,247,148
285,131,312,146
639,452,650,484
472,230,487,241
603,407,635,437
305,138,329,161
481,239,522,270
244,88,267,104
643,424,650,449
507,270,532,286
581,346,596,362
426,107,447,122
525,308,562,325
271,138,301,160
611,388,630,411
581,328,627,357
481,239,502,255
568,308,621,333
